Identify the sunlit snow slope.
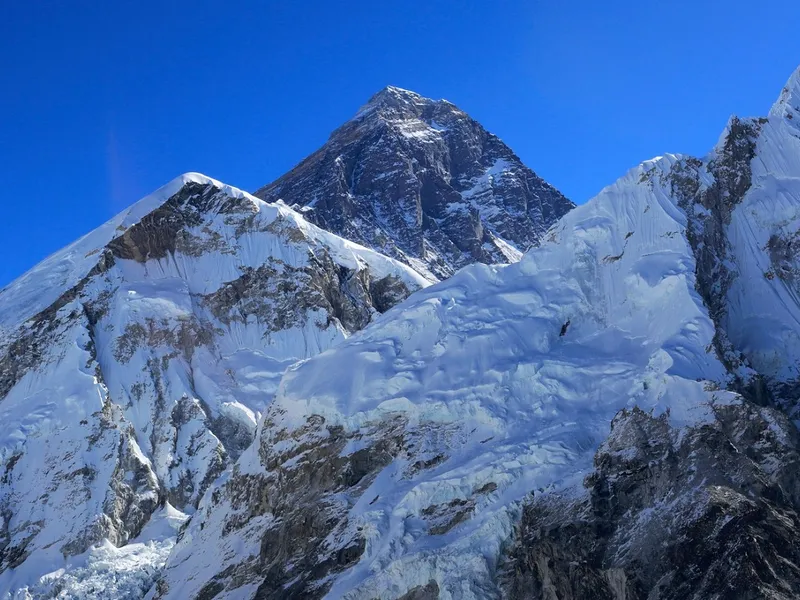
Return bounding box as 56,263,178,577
153,68,800,599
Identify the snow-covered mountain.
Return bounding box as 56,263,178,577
5,65,800,600
151,67,800,599
255,86,574,280
0,174,427,597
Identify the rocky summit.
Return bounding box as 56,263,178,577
255,86,574,280
3,68,800,600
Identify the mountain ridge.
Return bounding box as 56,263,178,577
0,173,428,597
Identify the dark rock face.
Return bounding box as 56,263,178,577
0,249,114,401
500,403,800,600
0,309,163,573
255,86,573,279
397,581,441,600
661,118,766,381
107,182,253,263
651,116,800,417
766,230,800,284
59,406,163,558
198,253,411,336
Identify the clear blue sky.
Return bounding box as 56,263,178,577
2,1,799,288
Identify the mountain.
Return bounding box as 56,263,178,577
153,67,800,599
0,174,427,597
5,68,800,600
255,86,574,280
0,85,569,598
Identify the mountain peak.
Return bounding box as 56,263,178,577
256,87,573,280
353,85,453,123
0,171,240,330
770,64,800,120
370,85,426,102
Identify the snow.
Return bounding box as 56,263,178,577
159,147,740,598
256,83,571,283
455,158,524,229
250,73,800,597
395,120,442,141
305,175,731,595
7,506,187,600
488,234,523,263
352,86,435,122
153,75,800,592
0,173,426,339
0,174,227,336
769,64,800,119
717,76,800,388
271,155,728,434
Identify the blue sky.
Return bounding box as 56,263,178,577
1,1,799,288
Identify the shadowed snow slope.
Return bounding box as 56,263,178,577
153,67,800,600
0,174,426,598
